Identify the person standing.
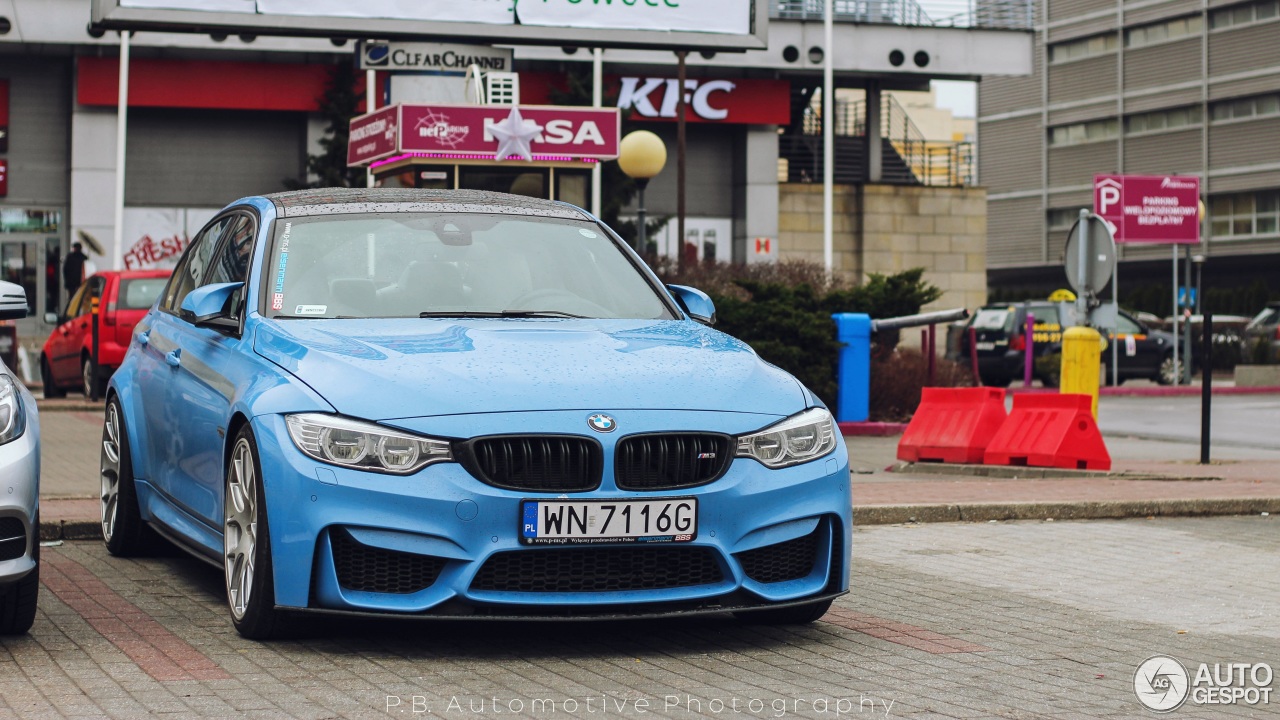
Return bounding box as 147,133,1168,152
63,241,88,295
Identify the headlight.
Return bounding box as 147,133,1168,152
0,375,25,445
736,407,836,469
285,413,453,474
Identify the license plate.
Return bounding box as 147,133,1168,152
976,342,996,351
520,498,697,545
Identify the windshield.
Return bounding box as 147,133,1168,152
119,278,168,310
264,213,674,320
1247,306,1279,330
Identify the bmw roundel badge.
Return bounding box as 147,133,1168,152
587,413,617,433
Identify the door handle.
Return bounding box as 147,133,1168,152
136,331,150,347
165,349,181,368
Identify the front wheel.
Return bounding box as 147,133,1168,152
224,426,285,639
735,598,833,626
101,398,155,556
1156,353,1183,385
82,357,107,398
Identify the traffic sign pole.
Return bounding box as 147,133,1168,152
1172,245,1179,386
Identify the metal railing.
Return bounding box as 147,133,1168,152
770,0,1033,29
787,95,974,186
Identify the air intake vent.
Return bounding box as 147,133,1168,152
457,436,601,492
0,517,27,562
330,529,446,594
736,527,820,584
471,546,724,593
615,433,733,490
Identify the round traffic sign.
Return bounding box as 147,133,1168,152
1064,215,1117,296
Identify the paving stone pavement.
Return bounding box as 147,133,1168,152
2,516,1275,719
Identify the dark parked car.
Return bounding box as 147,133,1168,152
959,301,1180,386
1241,302,1280,364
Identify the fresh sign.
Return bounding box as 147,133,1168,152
1093,174,1201,244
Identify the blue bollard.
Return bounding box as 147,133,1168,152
832,313,872,423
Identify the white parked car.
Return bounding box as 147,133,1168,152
0,279,38,635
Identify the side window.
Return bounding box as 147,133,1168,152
163,216,232,313
82,276,107,317
64,284,87,319
204,215,256,320
1116,315,1142,335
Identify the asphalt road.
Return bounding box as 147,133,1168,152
2,516,1275,718
1097,394,1280,454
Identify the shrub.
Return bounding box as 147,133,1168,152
868,349,975,422
650,259,942,408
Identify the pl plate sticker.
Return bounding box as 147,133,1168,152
295,305,328,316
579,228,598,238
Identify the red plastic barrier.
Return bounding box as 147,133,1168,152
897,387,1008,464
983,393,1111,471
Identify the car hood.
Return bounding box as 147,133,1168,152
253,318,804,420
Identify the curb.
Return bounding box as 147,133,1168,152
839,421,907,437
853,498,1280,525
40,519,101,541
890,461,1221,482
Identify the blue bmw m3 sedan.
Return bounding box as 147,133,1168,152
101,189,851,639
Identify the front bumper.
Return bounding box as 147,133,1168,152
252,410,852,617
0,393,39,587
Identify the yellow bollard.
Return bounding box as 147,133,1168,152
1060,326,1102,417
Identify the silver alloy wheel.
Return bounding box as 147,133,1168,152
82,359,93,397
1159,355,1182,385
100,403,121,541
225,438,258,621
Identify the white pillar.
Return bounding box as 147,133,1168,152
366,66,377,188
822,0,834,273
111,31,130,271
591,48,603,217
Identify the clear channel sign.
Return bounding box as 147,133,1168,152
92,0,768,51
1093,174,1201,244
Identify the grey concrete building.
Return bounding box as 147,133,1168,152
980,0,1280,298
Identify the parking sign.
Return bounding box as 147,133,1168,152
1093,174,1200,244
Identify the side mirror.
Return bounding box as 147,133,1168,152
0,281,29,321
667,284,716,326
180,282,244,329
44,312,59,325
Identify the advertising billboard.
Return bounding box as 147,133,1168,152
92,0,768,51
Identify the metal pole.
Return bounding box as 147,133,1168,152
1111,257,1119,387
1076,209,1090,325
822,0,834,273
1025,311,1035,387
676,50,687,272
366,66,377,188
1200,313,1213,464
636,181,647,254
1184,244,1194,383
1172,245,1179,385
591,48,603,217
968,327,981,385
111,31,130,272
927,324,936,386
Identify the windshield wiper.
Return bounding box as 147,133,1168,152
418,310,588,319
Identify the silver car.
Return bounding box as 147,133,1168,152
0,279,38,635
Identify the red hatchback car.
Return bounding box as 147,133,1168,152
41,269,171,397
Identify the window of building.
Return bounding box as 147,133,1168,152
1209,190,1280,237
1047,208,1082,230
1125,105,1204,134
1210,92,1280,121
1047,33,1118,63
1210,0,1280,29
1125,15,1204,47
1048,119,1120,146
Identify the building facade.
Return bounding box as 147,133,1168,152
980,0,1280,298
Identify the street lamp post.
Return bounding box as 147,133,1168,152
617,130,668,255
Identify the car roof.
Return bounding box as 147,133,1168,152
263,188,592,221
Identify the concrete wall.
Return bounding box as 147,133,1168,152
778,183,988,315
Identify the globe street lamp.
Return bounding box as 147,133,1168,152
617,130,667,255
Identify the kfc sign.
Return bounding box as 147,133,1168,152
615,77,790,125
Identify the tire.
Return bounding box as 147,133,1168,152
0,538,38,635
1155,353,1182,386
735,598,833,626
101,397,156,556
82,357,106,398
224,425,286,640
41,356,65,399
